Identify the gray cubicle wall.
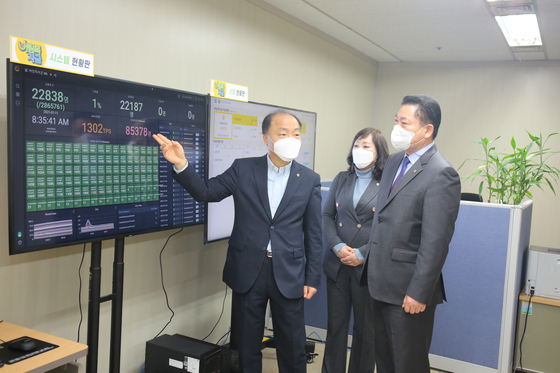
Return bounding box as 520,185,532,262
303,182,342,342
304,180,357,346
430,200,532,373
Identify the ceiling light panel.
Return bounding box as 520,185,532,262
495,14,542,46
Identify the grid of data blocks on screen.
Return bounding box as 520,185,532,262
25,141,160,211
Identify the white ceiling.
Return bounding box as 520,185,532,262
247,0,560,63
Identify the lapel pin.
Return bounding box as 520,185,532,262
377,183,379,186
413,170,417,173
372,207,376,212
297,173,300,177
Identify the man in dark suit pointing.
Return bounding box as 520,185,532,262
363,95,461,373
154,110,323,373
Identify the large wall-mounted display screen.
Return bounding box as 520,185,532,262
207,97,317,243
7,60,207,254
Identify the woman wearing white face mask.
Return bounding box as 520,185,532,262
322,128,390,373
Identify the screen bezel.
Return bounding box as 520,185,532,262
7,59,209,255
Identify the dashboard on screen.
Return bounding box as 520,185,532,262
207,97,317,243
7,60,208,254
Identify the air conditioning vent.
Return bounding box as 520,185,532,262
511,45,543,52
491,4,534,16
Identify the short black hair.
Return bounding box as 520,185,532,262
401,94,441,139
346,127,389,180
261,110,302,135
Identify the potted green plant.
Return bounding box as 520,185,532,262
459,131,560,205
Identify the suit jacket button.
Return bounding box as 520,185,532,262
336,203,339,207
339,223,343,227
357,224,362,228
378,218,381,223
270,226,274,230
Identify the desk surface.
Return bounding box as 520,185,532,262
518,292,560,307
0,321,88,373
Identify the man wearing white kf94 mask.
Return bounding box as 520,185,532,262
153,110,322,373
266,131,301,163
390,117,428,153
361,94,461,373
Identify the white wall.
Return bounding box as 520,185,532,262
373,62,560,248
4,1,559,371
0,0,377,372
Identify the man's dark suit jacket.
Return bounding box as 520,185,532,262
322,170,380,282
365,145,461,306
173,155,323,299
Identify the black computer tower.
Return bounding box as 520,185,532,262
145,334,231,373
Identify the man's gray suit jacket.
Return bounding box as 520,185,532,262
364,145,461,306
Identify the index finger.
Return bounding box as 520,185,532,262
152,133,171,146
